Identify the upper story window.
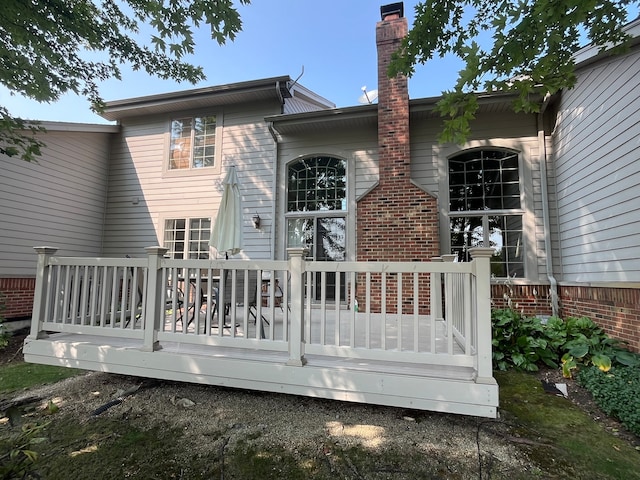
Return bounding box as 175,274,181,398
169,116,216,170
448,149,524,277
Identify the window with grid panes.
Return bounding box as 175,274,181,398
164,218,211,259
169,116,216,170
448,149,524,277
286,156,347,300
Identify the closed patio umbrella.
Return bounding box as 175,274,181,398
209,166,243,257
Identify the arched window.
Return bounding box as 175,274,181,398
449,149,524,277
286,156,347,300
287,156,347,213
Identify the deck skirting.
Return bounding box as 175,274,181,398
23,333,498,418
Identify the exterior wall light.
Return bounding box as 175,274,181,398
252,214,261,229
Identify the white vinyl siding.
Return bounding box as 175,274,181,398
429,111,547,283
0,128,113,277
275,127,377,261
102,102,278,260
553,47,640,282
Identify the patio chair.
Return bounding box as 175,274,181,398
165,282,186,326
261,276,288,313
219,269,267,337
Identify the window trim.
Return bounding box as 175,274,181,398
284,155,348,261
444,146,527,279
162,216,212,260
163,111,223,177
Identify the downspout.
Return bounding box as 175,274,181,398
275,80,285,114
267,122,280,260
537,93,559,317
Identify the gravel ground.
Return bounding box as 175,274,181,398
3,327,637,478
9,369,539,477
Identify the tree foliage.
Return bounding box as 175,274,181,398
389,1,638,143
0,0,249,161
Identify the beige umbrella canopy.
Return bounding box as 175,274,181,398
209,166,243,257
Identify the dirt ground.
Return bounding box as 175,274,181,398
2,325,639,478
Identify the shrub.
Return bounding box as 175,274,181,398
491,309,639,375
491,309,559,371
558,316,639,377
0,422,49,479
577,365,640,437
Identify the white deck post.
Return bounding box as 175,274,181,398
469,247,496,383
28,246,58,340
286,248,308,366
141,246,168,352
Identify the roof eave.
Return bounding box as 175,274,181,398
101,76,293,121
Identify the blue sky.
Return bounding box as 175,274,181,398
2,1,637,125
0,1,463,124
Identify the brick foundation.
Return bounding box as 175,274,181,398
559,285,640,353
489,283,639,353
490,284,554,318
1,277,35,319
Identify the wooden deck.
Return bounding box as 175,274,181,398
23,247,499,418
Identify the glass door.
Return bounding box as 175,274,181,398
287,216,346,301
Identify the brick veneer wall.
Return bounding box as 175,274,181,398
560,285,640,353
490,284,554,318
489,283,639,353
355,8,439,314
0,278,35,319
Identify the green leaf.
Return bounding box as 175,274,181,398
22,450,38,462
614,350,640,367
0,0,247,162
568,344,589,359
387,0,633,144
591,354,612,372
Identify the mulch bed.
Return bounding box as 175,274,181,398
0,326,29,366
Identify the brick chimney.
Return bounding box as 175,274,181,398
376,2,410,186
355,3,439,313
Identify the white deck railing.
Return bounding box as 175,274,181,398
29,246,495,380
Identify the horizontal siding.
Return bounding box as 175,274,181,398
410,120,439,196
275,126,378,260
102,102,278,260
430,109,546,283
553,47,640,282
284,97,328,114
0,130,111,277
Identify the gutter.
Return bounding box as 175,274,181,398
537,93,559,317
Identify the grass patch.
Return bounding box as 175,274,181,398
496,370,640,480
0,362,83,394
31,417,197,479
2,353,639,479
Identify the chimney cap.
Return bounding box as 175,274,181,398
381,2,404,20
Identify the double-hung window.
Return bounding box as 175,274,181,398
448,149,524,278
169,116,216,170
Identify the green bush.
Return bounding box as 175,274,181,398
491,309,559,371
492,308,640,434
576,365,640,437
491,309,640,375
0,422,49,479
